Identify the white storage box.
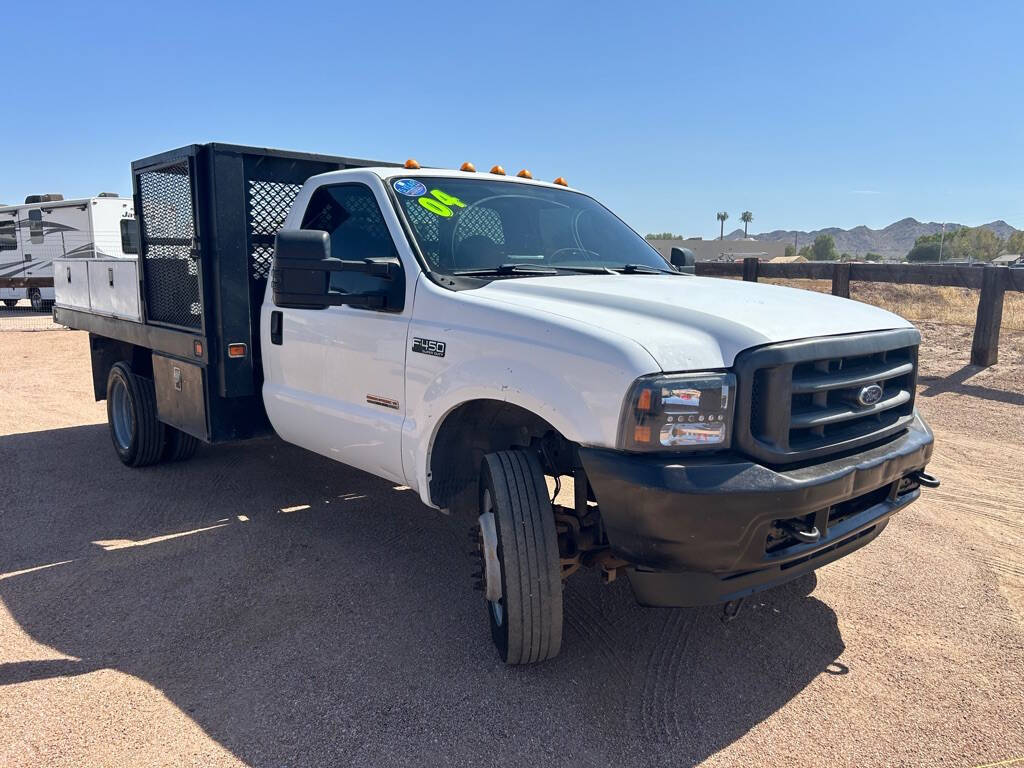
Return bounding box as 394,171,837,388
55,258,140,321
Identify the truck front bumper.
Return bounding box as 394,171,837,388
578,413,934,607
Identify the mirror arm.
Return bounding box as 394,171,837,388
280,257,394,278
273,291,387,310
326,293,387,309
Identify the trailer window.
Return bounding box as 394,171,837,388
120,218,139,255
27,209,43,245
0,217,16,251
301,184,398,296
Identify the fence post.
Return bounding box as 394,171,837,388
742,257,759,282
970,265,1006,367
832,262,851,298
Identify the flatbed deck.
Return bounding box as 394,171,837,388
56,143,398,443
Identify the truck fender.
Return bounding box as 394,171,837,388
405,358,620,510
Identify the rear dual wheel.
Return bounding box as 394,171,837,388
478,450,563,665
162,427,199,462
107,363,164,467
106,362,199,467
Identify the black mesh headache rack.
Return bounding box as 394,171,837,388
54,143,399,443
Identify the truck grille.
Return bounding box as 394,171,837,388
733,329,920,464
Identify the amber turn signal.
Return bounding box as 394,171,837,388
636,388,652,412
490,165,506,175
404,158,421,169
227,343,247,358
460,162,476,172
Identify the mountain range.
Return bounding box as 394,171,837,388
725,218,1020,260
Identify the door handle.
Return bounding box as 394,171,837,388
270,311,283,345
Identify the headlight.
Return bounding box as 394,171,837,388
618,372,736,452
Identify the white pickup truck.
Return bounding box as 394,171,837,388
55,143,937,664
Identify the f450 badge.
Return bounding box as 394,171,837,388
411,338,446,358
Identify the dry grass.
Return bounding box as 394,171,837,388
760,278,1024,331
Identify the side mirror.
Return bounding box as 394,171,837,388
670,247,696,273
271,229,399,310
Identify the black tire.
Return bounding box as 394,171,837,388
29,289,43,312
106,362,165,467
479,450,563,664
162,427,199,462
2,299,17,308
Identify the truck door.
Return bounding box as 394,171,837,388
262,181,412,484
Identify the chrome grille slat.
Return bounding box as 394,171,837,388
790,390,912,429
791,361,914,394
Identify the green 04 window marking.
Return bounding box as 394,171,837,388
430,189,465,208
418,197,452,217
416,188,467,217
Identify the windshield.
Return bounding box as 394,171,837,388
389,176,670,276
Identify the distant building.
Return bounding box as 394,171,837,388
769,254,807,263
992,253,1023,265
647,238,787,262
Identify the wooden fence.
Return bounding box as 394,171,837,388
694,259,1024,367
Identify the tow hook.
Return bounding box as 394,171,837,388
780,521,821,544
910,470,941,489
722,598,745,623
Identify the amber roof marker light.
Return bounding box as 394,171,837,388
553,176,569,186
460,162,476,172
516,169,533,179
490,165,506,175
404,158,421,169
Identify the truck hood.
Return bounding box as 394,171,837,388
473,274,914,371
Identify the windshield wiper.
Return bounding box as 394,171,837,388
453,263,560,277
452,263,677,277
615,264,678,275
550,265,616,274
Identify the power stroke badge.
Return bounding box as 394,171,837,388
411,338,446,357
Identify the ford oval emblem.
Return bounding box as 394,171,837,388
857,383,884,407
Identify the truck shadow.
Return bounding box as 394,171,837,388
0,424,845,767
918,365,1024,406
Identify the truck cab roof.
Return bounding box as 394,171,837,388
308,165,575,192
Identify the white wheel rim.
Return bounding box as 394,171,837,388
479,490,504,627
110,378,133,451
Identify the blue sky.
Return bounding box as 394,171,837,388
3,1,1021,238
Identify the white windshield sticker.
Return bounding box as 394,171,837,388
393,179,427,197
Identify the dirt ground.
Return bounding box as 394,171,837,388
0,327,1022,768
0,305,61,333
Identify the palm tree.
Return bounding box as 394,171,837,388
716,211,729,241
740,211,753,238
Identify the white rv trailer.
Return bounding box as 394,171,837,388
0,194,136,310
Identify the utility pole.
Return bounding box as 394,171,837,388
938,222,946,262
